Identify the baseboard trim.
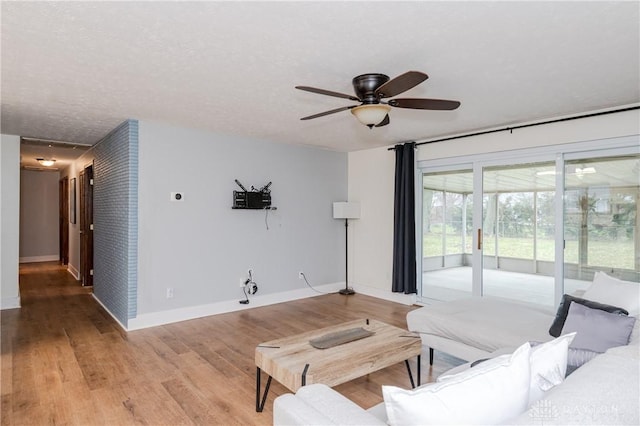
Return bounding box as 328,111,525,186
126,282,344,331
1,295,21,310
19,255,59,263
352,282,417,305
92,293,129,331
67,264,80,280
96,281,412,332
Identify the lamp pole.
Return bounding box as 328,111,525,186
339,218,355,295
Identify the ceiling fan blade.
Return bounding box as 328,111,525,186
388,98,461,110
375,114,390,127
375,71,428,98
300,105,354,120
295,86,360,101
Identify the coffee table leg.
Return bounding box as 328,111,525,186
404,355,421,389
256,367,272,412
404,360,415,389
301,363,310,387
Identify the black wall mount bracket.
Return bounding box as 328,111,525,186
232,179,273,209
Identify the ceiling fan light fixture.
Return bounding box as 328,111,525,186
297,71,459,127
351,104,391,127
36,158,56,167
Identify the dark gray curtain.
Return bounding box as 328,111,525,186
392,142,417,294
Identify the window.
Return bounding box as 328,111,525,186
564,156,639,291
419,136,639,307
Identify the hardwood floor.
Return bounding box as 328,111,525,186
1,262,459,425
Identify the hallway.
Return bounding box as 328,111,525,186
1,262,128,424
1,262,453,425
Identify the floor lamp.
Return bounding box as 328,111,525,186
333,202,360,295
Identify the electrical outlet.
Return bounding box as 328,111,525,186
298,271,304,279
166,287,174,298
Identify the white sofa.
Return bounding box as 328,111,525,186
515,343,639,425
274,382,387,426
273,334,639,425
405,297,556,363
274,273,639,424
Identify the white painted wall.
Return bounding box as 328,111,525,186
416,108,640,162
348,109,640,300
19,169,60,262
1,134,21,309
133,121,347,328
347,145,404,302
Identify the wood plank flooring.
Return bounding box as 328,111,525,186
1,262,459,425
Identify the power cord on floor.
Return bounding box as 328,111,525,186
300,272,335,294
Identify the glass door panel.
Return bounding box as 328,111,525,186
419,140,638,308
422,168,473,302
482,162,557,306
564,155,640,292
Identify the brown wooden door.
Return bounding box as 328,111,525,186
59,177,69,265
79,165,94,286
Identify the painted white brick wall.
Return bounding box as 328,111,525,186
92,120,138,326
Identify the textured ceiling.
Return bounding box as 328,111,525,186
2,1,639,154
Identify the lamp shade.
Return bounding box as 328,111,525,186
350,104,391,126
333,202,360,219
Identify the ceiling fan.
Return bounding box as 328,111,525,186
296,71,460,128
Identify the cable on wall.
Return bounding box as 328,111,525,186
239,270,258,304
265,208,270,230
300,272,334,294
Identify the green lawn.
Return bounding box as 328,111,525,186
423,233,636,270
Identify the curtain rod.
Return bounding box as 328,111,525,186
387,105,640,151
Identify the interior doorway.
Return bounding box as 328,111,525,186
59,176,69,265
79,164,94,286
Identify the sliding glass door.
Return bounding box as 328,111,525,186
421,168,473,301
481,162,556,306
419,137,639,307
563,154,640,291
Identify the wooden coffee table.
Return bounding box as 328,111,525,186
254,318,421,412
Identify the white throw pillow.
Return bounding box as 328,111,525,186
583,272,640,316
528,332,576,405
382,342,531,425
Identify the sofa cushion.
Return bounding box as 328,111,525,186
273,384,386,426
294,383,386,425
565,347,600,375
582,271,640,316
561,302,636,353
273,393,330,426
441,334,575,407
436,347,514,381
382,342,531,425
528,333,575,405
513,347,639,425
548,294,628,337
406,298,554,355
